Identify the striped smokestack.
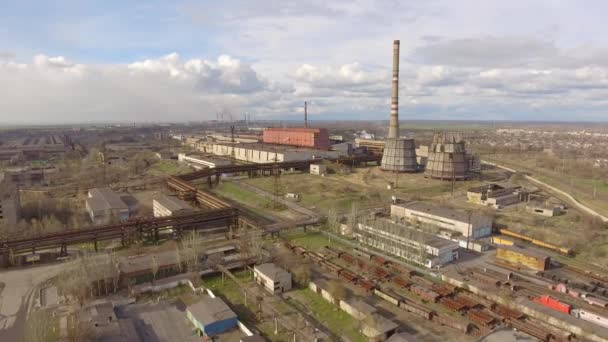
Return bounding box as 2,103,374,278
304,101,308,128
388,40,400,139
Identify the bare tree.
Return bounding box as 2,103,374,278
292,264,311,287
326,207,339,233
24,309,53,342
327,280,347,305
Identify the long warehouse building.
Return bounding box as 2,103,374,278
355,218,459,268
391,201,492,239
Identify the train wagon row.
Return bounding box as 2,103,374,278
287,243,380,293
374,287,475,334
373,288,435,320
498,229,573,255
533,293,608,330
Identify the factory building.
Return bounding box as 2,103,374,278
467,184,523,209
526,201,562,217
0,175,21,226
424,132,468,180
355,218,460,268
177,153,231,169
186,297,238,337
262,127,330,150
204,142,340,164
86,188,130,224
355,139,385,155
496,245,549,271
391,202,492,239
253,263,292,294
153,195,193,218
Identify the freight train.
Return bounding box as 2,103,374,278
498,229,573,255
532,294,608,330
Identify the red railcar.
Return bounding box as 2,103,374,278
533,295,571,314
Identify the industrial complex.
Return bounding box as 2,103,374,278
0,38,607,342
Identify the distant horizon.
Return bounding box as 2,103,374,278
2,118,608,129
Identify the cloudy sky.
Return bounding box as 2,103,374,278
1,0,608,123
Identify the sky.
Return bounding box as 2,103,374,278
1,0,608,124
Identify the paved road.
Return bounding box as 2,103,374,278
0,263,64,341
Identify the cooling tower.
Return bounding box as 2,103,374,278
424,132,468,180
381,40,418,172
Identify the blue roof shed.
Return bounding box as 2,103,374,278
186,297,238,336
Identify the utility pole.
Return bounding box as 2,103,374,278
272,148,282,210
230,125,236,165
304,101,308,128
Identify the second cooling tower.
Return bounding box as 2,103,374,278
424,132,468,180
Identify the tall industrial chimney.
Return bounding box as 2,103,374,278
381,40,418,173
304,101,308,128
388,40,400,139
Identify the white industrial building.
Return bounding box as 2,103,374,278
391,202,492,239
467,184,523,209
153,195,193,217
355,218,459,268
0,175,20,226
195,142,341,164
177,153,231,169
253,263,292,294
86,188,130,224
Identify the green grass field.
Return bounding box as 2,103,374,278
284,231,348,252
290,288,367,342
152,160,192,175
244,168,481,214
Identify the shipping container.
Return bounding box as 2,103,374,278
319,260,342,274
410,285,439,303
357,278,375,292
533,295,571,314
399,299,435,320
371,255,389,266
374,288,400,306
432,314,471,333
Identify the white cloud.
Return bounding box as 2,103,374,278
3,1,608,122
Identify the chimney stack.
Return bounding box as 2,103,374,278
304,101,308,128
388,40,400,139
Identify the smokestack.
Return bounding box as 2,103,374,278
304,101,308,128
388,40,400,139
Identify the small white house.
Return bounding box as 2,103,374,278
253,263,292,294
310,164,327,176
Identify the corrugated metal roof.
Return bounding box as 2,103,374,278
187,297,237,325
396,201,492,224
88,188,128,211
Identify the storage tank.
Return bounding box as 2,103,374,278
424,132,468,180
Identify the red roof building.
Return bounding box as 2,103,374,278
262,128,330,150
